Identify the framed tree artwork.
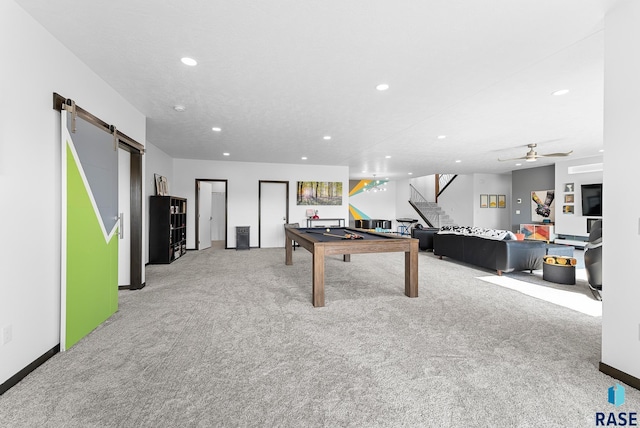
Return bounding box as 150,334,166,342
480,194,488,208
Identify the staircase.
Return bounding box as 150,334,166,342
409,184,457,228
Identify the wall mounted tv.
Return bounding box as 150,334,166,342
581,183,602,216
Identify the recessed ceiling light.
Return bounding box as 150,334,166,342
385,155,391,159
515,163,522,166
599,149,604,153
301,156,307,160
552,89,569,96
323,136,331,140
361,170,367,173
173,105,186,112
181,57,197,66
223,152,230,156
455,160,461,163
437,135,446,139
211,127,221,132
408,172,413,175
385,177,389,180
376,83,389,91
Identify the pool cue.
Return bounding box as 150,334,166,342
306,230,347,239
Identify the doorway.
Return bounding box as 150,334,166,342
195,179,228,250
118,147,131,286
259,181,289,248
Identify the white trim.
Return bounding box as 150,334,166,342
60,111,68,351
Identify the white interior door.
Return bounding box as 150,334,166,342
117,148,130,286
210,192,225,241
260,182,287,248
198,181,212,250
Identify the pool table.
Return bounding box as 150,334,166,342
284,227,419,307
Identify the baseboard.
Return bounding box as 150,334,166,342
0,344,60,395
599,361,640,391
119,282,146,291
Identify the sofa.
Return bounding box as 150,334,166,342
411,227,440,251
433,227,546,275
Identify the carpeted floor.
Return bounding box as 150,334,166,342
0,246,636,427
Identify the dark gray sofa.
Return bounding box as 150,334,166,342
433,233,546,275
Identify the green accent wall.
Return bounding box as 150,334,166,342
65,143,118,349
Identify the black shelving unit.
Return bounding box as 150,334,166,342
149,196,187,264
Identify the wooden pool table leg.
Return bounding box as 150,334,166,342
313,246,325,307
285,235,293,265
405,240,419,298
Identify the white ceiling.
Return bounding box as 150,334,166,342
16,0,612,179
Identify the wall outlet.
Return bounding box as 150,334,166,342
1,324,12,345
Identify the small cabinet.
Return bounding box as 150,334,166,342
519,223,555,242
236,226,250,250
149,196,187,263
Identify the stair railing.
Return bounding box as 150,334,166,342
436,173,457,202
409,184,440,227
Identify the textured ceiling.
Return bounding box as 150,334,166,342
16,0,612,179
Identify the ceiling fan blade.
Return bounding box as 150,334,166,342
498,155,527,162
538,151,573,157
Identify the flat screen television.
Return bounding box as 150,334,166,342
581,183,602,216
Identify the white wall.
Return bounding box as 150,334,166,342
553,155,603,237
144,142,174,263
602,0,640,381
0,0,146,386
172,159,349,248
438,175,474,226
473,173,512,230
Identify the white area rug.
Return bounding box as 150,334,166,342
477,275,602,317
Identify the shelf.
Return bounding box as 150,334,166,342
150,195,187,264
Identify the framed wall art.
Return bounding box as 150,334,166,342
531,189,555,222
480,194,488,208
498,195,506,208
154,173,168,196
296,181,343,205
489,194,498,208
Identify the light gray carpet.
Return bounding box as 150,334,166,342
0,247,637,427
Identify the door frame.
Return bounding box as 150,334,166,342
195,179,229,249
258,180,289,248
117,142,143,289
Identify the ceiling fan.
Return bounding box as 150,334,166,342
498,143,573,162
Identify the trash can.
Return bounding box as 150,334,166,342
236,226,250,250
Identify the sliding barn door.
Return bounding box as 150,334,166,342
61,110,119,350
